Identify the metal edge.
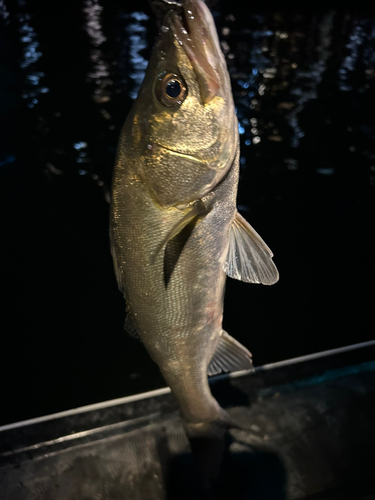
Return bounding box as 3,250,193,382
1,340,374,432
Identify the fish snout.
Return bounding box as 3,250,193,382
168,0,225,103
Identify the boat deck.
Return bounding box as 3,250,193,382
1,342,374,500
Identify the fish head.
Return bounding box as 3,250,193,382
128,0,238,206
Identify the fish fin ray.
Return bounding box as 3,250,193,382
153,200,207,264
223,211,279,285
208,331,253,376
124,312,141,341
110,226,126,294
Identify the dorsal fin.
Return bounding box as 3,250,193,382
223,211,279,285
208,331,253,376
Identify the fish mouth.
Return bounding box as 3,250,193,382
170,0,222,103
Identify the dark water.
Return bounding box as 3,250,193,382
1,0,374,425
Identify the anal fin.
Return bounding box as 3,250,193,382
208,331,253,376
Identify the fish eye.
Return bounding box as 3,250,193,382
156,73,187,107
166,79,181,98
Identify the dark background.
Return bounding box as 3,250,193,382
1,0,374,426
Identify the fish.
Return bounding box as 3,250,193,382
110,0,279,436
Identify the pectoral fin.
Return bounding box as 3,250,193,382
154,200,207,263
208,331,253,376
223,211,279,285
152,200,208,285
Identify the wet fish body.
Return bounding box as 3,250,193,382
111,0,278,430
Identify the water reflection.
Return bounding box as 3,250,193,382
0,0,9,24
81,0,113,183
73,141,89,167
8,2,375,191
287,11,335,157
339,17,366,92
83,0,112,105
218,9,375,184
124,11,149,100
17,0,49,109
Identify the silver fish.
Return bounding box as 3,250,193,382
110,0,278,434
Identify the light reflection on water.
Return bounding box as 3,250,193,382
83,0,112,105
9,0,375,189
339,18,366,92
220,9,375,183
81,0,113,177
0,0,9,23
124,11,149,100
288,12,334,154
16,0,49,109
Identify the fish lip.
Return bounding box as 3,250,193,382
168,0,221,103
